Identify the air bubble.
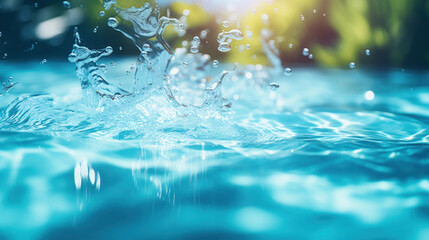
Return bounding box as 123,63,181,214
222,21,230,28
99,11,105,17
349,62,356,69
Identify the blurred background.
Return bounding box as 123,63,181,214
0,0,428,69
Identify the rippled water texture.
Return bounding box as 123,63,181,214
1,60,429,239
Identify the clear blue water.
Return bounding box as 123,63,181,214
1,60,429,239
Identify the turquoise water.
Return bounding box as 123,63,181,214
1,60,429,239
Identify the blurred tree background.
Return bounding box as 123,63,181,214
0,0,428,69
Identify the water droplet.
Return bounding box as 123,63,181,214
349,62,356,69
143,44,151,52
119,46,122,51
261,14,269,25
100,64,108,73
68,53,77,62
62,1,71,9
269,82,280,90
183,9,190,16
309,54,313,60
284,68,292,76
289,43,293,48
99,11,105,17
222,21,230,28
0,32,2,38
93,26,98,33
40,59,47,64
313,9,317,14
108,17,118,28
246,44,250,50
34,2,38,8
301,14,305,21
365,49,371,56
218,42,231,52
302,48,309,56
213,60,219,68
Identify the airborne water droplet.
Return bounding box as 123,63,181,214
284,68,292,76
62,1,71,9
302,48,309,56
269,82,280,90
107,17,119,28
218,42,231,52
143,44,152,52
213,60,219,68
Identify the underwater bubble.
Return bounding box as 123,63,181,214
119,46,122,51
366,49,371,56
40,59,47,64
289,43,293,48
93,26,98,33
99,11,105,17
107,17,119,28
222,21,230,28
309,54,313,60
213,60,220,68
349,62,356,69
284,68,292,76
269,82,280,90
302,48,309,56
218,42,232,52
62,1,71,9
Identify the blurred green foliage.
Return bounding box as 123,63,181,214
85,0,429,69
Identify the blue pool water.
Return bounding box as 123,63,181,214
1,60,428,239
